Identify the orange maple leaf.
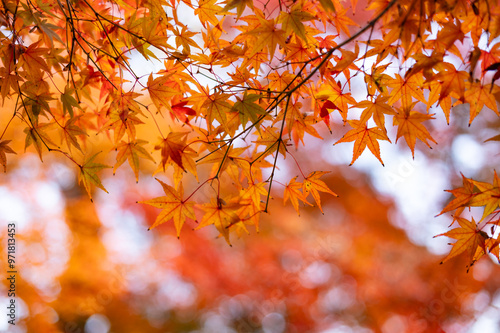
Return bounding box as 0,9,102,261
23,124,56,162
113,139,155,182
99,106,144,143
302,171,337,213
438,174,477,218
239,182,267,231
284,176,312,215
196,197,246,245
222,0,254,19
356,96,396,133
147,73,179,113
245,14,286,58
387,73,426,108
336,120,391,166
317,81,356,123
18,41,50,79
470,171,500,219
473,237,500,264
464,82,499,124
194,0,222,28
140,179,196,237
277,2,315,41
240,182,267,210
434,217,489,269
154,132,190,172
393,106,436,158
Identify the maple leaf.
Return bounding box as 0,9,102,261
356,96,396,133
287,115,323,147
100,107,144,143
239,182,267,231
277,3,315,41
364,38,398,63
472,237,500,264
438,174,477,217
170,100,197,123
154,131,198,178
330,45,360,78
202,91,233,132
61,117,88,153
331,6,358,36
23,124,56,161
302,171,337,213
387,74,426,108
222,0,254,19
405,52,444,80
32,16,64,48
232,92,267,129
245,14,286,58
240,182,267,210
336,120,391,166
470,171,500,219
147,73,179,113
139,179,196,237
0,68,20,101
434,63,468,102
78,153,111,202
0,140,16,172
253,126,289,158
140,17,172,53
173,26,199,54
284,176,312,215
61,87,81,118
434,217,489,269
364,62,392,95
113,139,155,182
18,41,50,80
393,106,437,158
196,197,245,245
439,20,465,47
195,0,223,28
317,81,356,123
429,63,468,123
464,82,499,124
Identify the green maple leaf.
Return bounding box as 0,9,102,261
78,153,111,202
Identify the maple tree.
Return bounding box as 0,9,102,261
0,0,500,277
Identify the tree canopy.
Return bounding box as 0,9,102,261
2,0,500,331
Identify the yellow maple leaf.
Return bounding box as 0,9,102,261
140,179,196,237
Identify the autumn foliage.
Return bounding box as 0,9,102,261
1,0,500,316
1,0,500,330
